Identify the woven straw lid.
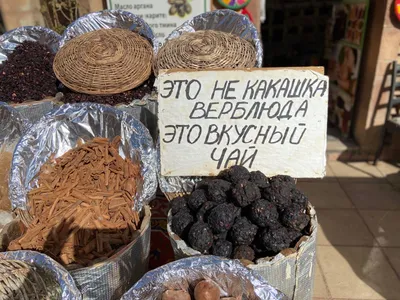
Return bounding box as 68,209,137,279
155,30,257,73
0,259,60,299
54,28,153,95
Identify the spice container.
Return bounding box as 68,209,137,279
9,103,157,300
9,136,143,265
0,250,81,299
121,256,287,300
162,166,317,300
0,26,62,123
60,10,159,140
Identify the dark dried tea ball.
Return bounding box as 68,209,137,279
207,179,231,203
170,196,189,215
188,222,214,253
271,175,296,188
172,211,194,238
208,203,238,233
249,199,279,228
291,188,309,209
196,201,218,222
229,217,258,246
211,239,233,258
281,204,310,231
232,181,261,207
220,165,250,183
250,171,270,188
187,189,208,211
260,227,291,254
262,181,292,210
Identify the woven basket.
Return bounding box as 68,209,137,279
154,30,257,74
53,29,153,95
0,259,61,299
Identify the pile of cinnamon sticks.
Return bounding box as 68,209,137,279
9,136,142,267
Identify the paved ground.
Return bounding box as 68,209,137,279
299,161,400,300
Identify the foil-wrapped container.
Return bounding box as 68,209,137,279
167,204,318,300
60,10,159,140
0,26,62,123
157,139,201,199
70,205,151,300
117,95,158,142
0,250,82,299
0,102,29,150
0,26,60,62
165,9,263,67
8,103,157,299
60,9,158,52
9,103,157,211
121,256,287,300
0,103,30,217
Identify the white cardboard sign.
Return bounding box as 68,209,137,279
158,68,328,178
107,0,210,44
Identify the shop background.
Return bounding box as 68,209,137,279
326,0,369,138
0,0,398,158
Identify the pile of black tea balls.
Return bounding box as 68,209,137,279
170,166,311,262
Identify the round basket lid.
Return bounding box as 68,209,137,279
155,30,256,73
0,259,61,299
53,28,153,95
217,0,251,10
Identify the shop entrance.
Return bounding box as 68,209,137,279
261,0,369,142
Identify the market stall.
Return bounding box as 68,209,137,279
0,8,327,300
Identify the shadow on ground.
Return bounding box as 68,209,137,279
312,160,400,299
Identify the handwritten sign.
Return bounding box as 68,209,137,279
158,68,328,178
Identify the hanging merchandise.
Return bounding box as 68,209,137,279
217,0,253,22
218,0,251,10
396,0,400,21
326,0,369,137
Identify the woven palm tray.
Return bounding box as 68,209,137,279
154,30,257,73
53,28,153,95
0,259,61,299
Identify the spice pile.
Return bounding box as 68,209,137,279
170,166,310,262
163,279,237,300
0,41,57,103
9,136,142,267
61,75,156,105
